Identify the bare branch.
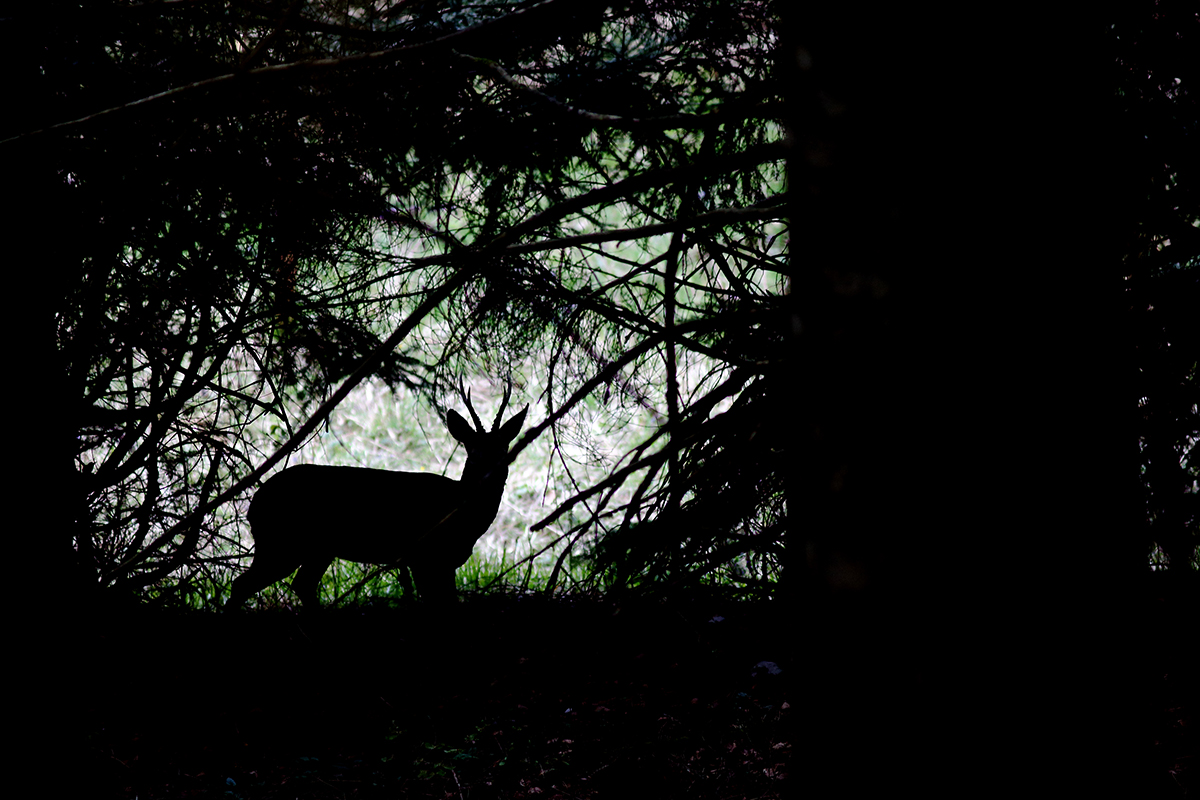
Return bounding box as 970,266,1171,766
502,204,786,257
2,0,579,146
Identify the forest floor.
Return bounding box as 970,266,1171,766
67,589,1193,799
76,595,793,799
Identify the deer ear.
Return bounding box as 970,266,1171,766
446,409,476,443
499,405,528,443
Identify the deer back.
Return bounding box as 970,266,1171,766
247,464,480,565
246,401,527,569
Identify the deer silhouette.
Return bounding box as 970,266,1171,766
227,385,528,609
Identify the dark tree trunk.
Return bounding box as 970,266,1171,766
779,5,1147,796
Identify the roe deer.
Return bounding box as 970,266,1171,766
227,386,528,609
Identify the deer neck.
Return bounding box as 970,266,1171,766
433,464,501,540
460,461,509,489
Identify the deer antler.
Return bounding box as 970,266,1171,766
492,379,513,431
458,377,485,431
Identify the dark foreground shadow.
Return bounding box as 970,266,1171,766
75,595,796,799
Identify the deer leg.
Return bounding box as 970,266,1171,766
410,562,457,604
292,554,336,609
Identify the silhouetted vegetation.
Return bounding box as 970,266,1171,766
6,0,1193,609
10,0,793,605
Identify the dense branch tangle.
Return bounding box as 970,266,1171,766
44,0,788,602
